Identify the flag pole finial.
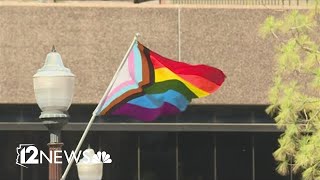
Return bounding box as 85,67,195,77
135,33,141,39
51,45,56,52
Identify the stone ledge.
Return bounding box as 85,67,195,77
0,1,313,9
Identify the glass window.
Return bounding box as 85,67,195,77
62,132,138,180
255,133,290,180
179,133,214,180
0,130,301,180
94,132,138,180
0,104,275,124
216,133,253,180
178,106,215,123
254,106,274,123
0,131,49,180
140,132,176,180
215,106,253,123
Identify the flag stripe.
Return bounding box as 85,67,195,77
100,42,153,115
128,47,136,80
178,74,221,93
150,51,225,85
104,44,146,107
133,45,143,82
154,67,210,97
127,90,189,111
111,102,181,122
101,83,138,111
144,80,197,100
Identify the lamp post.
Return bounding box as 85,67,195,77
33,46,75,180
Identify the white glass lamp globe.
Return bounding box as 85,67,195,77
77,148,103,180
33,47,75,119
77,163,103,180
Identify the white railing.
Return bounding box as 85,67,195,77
162,0,313,5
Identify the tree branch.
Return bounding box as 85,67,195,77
307,109,320,122
295,39,320,54
271,30,286,45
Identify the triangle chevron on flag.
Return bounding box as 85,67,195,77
97,40,226,121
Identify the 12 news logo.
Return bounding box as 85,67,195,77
16,144,112,168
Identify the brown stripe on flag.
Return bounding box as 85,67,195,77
100,43,153,115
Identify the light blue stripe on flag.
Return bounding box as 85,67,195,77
127,90,189,111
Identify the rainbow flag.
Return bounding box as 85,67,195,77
97,40,225,121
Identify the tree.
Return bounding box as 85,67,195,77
259,2,320,180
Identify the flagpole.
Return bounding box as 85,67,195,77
60,33,140,180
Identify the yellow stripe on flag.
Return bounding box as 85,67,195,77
154,68,209,97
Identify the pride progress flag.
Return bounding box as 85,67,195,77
97,40,225,121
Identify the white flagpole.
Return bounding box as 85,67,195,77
60,33,140,180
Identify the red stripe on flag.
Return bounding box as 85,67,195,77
149,51,226,86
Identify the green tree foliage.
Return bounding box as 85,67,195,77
259,3,320,180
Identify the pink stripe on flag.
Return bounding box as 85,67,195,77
102,50,137,105
103,80,136,104
128,49,136,80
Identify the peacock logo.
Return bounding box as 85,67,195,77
93,151,112,164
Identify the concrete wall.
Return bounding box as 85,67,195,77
0,3,286,105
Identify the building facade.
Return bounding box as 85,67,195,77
0,3,304,180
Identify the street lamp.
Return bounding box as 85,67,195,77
33,46,75,180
